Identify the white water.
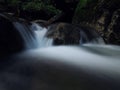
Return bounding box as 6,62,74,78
90,37,105,44
1,14,120,90
13,21,105,49
2,21,120,90
13,22,36,49
20,44,120,80
14,22,53,49
31,23,53,48
80,29,105,45
3,44,120,90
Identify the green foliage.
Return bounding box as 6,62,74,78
77,0,88,9
22,1,44,10
73,0,88,23
45,5,61,14
22,1,61,14
7,0,21,6
73,0,99,23
7,0,61,15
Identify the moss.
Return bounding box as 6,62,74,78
6,0,61,16
73,0,99,24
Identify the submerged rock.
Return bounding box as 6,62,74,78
47,23,80,45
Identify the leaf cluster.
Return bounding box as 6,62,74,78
7,0,61,15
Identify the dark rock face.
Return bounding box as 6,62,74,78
0,13,24,57
73,0,120,45
107,9,120,45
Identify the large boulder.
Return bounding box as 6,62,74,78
46,23,80,45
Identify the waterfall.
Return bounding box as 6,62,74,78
80,29,105,45
1,14,120,90
90,37,105,44
12,21,53,49
31,23,53,48
13,22,36,49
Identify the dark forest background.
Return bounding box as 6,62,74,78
0,0,120,45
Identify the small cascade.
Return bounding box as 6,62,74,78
90,37,105,44
13,21,53,49
1,14,120,90
13,22,36,49
0,13,106,50
79,29,105,45
31,23,53,48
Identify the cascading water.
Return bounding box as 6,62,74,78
13,22,36,49
80,30,105,45
1,13,120,90
13,21,53,49
0,13,120,90
31,23,53,48
13,19,105,49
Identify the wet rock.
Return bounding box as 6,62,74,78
107,9,120,45
46,23,80,45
